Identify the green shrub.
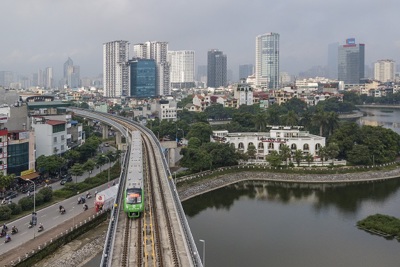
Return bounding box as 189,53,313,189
8,202,22,215
0,206,12,220
35,193,45,206
18,197,34,211
38,187,53,202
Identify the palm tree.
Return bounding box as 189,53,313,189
312,110,328,136
293,149,303,167
317,147,328,166
326,112,340,136
283,110,299,126
304,152,314,167
279,144,291,166
253,112,267,132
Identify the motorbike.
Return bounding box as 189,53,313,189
28,221,36,229
78,197,86,204
60,208,66,214
0,231,6,238
11,227,18,235
38,225,44,232
86,193,92,199
4,236,11,243
83,204,88,211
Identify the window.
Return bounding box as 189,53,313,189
291,144,297,150
303,144,309,150
54,137,57,143
61,145,64,151
315,143,321,150
0,148,2,153
61,135,65,141
238,142,244,149
268,143,274,149
258,143,264,149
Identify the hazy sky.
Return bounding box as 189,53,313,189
2,0,400,80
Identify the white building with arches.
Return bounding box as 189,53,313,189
211,126,325,160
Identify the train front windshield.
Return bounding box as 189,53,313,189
126,188,142,204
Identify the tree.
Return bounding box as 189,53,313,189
186,122,212,144
326,142,340,165
282,110,299,126
36,155,65,176
0,172,15,191
279,144,291,166
293,149,303,167
266,151,282,167
64,150,80,165
304,152,314,167
247,144,257,159
253,112,267,132
187,137,202,149
317,147,328,166
83,159,96,178
347,144,371,165
180,148,212,172
312,110,328,136
326,111,339,136
70,163,84,184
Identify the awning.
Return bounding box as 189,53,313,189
20,172,40,180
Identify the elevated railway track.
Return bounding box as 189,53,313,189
69,109,202,267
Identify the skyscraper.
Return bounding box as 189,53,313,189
327,42,339,79
239,64,254,80
168,50,195,88
63,57,80,88
103,40,129,97
128,58,157,98
45,67,53,89
338,38,365,84
207,49,227,88
64,57,73,85
255,32,280,89
374,59,395,82
133,41,170,96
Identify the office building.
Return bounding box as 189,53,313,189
103,40,130,97
338,38,365,84
207,49,227,88
255,32,280,89
133,41,170,96
128,58,157,98
327,42,339,79
168,50,195,88
374,59,395,82
239,64,254,80
0,71,14,88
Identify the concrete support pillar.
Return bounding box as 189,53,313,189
115,132,122,150
169,148,176,167
102,125,109,139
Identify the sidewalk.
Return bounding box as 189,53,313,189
0,209,100,267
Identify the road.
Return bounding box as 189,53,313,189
0,144,119,255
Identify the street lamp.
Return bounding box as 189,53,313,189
199,239,205,267
102,155,111,184
26,179,36,238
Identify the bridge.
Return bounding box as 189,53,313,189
71,109,202,267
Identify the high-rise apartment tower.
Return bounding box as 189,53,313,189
103,40,129,97
207,49,227,88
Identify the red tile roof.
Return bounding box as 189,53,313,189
46,120,65,126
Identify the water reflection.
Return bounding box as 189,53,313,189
358,107,400,134
183,179,400,217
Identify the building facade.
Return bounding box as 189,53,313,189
0,115,8,174
255,32,280,89
211,126,325,160
103,40,130,97
338,38,365,84
207,49,227,88
133,41,170,96
234,81,253,106
128,58,157,98
7,130,35,176
374,59,395,82
31,118,68,158
239,64,254,80
168,50,195,88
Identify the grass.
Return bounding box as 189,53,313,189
357,214,400,238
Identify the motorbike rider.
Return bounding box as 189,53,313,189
38,223,44,231
2,223,8,231
5,234,11,242
86,191,91,198
83,204,88,211
11,226,18,234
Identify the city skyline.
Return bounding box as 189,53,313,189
1,1,400,81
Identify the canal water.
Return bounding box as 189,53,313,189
183,180,400,267
182,107,400,267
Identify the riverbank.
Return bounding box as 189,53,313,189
177,166,400,201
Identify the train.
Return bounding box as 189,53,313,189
123,130,144,218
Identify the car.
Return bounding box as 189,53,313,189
104,143,109,147
60,176,73,185
4,191,18,201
